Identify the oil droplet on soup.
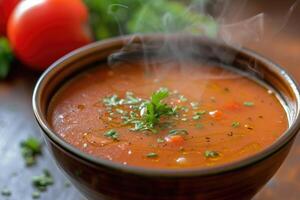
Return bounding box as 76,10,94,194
48,61,288,169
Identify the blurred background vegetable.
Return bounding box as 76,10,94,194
0,37,13,78
84,0,217,39
7,0,92,71
0,0,217,79
0,0,19,35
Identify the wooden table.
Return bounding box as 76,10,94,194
0,1,299,199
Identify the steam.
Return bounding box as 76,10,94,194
105,0,298,82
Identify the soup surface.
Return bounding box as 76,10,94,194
48,61,288,169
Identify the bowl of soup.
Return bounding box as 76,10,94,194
32,35,300,200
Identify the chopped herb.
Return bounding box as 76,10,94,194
115,108,125,114
232,122,240,128
124,91,141,105
196,111,206,115
103,95,120,107
168,129,188,136
192,115,201,120
1,188,11,197
204,150,220,158
32,170,54,192
104,129,119,140
32,191,41,199
181,106,189,112
131,88,176,132
20,137,42,166
179,95,187,102
157,138,165,143
244,101,254,107
190,102,199,109
146,152,158,158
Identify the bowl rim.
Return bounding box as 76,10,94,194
32,35,300,177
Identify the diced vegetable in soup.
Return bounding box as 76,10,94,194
48,61,288,169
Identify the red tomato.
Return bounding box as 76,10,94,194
0,0,19,35
7,0,92,70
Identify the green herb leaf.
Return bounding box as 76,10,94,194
20,137,42,166
204,150,220,158
1,188,11,197
168,129,188,136
32,170,54,192
157,138,165,143
32,191,41,199
146,152,158,158
232,122,240,128
103,95,120,107
104,129,119,140
190,102,199,109
243,101,254,107
192,115,201,120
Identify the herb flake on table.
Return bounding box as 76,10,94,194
1,188,11,197
20,137,42,166
32,170,54,192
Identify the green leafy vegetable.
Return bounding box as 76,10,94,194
20,137,42,166
84,0,218,39
0,37,13,79
127,1,218,36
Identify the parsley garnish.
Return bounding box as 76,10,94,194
192,115,201,120
204,150,220,158
32,191,41,199
32,170,54,192
104,129,119,140
1,188,11,197
168,129,188,136
244,101,254,107
103,95,120,107
232,122,240,128
20,137,42,166
133,88,176,132
146,152,158,158
157,138,165,143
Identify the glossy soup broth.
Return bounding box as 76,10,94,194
48,61,288,169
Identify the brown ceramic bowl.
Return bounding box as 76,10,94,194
32,35,300,200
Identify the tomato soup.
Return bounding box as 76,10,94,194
48,61,288,169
